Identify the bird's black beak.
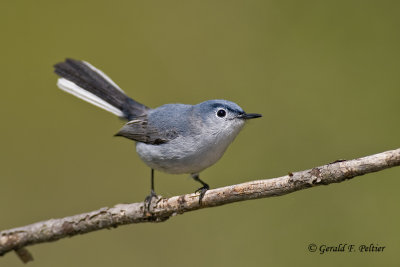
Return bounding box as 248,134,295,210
238,113,262,120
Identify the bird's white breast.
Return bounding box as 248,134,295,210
136,120,245,174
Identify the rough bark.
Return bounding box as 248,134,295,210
1,148,399,263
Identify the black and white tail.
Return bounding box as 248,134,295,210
54,59,150,120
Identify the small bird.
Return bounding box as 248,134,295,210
54,59,262,206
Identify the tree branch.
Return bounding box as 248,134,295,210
1,148,400,263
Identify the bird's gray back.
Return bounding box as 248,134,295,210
147,104,196,137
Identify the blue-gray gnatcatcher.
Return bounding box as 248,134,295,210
54,59,262,205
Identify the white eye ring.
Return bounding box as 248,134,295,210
216,109,226,118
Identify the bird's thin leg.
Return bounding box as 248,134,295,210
151,168,155,192
144,169,158,210
192,173,209,205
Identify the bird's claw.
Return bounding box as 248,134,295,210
144,189,158,211
195,185,209,205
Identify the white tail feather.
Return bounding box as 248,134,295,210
57,78,124,117
82,61,125,93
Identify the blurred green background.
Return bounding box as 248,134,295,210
1,1,400,266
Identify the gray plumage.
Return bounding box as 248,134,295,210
135,100,250,174
54,59,261,202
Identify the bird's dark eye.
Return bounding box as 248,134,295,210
217,109,226,117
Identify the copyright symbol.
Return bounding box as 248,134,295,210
308,243,317,252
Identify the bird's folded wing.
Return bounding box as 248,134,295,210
115,117,179,145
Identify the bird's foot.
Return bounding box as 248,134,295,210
144,189,158,211
195,184,209,205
